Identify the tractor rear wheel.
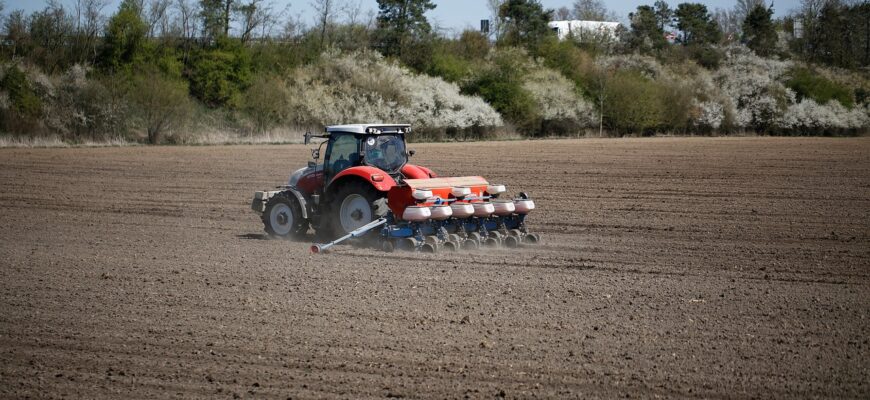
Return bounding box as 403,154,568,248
325,180,388,239
262,192,308,239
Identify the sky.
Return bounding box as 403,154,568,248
3,0,803,34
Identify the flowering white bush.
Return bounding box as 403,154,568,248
695,100,725,129
714,47,795,129
396,73,504,128
286,50,502,129
780,100,870,130
48,64,132,139
522,66,596,126
22,65,56,99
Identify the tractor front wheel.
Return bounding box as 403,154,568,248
325,180,387,239
262,192,308,239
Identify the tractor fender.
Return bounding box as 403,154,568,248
282,187,309,219
418,165,437,178
329,166,397,193
402,164,436,179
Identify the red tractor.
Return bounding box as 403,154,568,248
252,124,538,252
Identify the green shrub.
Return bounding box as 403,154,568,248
467,72,538,131
243,75,289,134
423,32,491,84
658,80,694,132
456,30,490,60
0,66,42,118
786,67,854,108
147,49,185,80
687,45,724,70
599,71,666,134
536,38,595,89
101,0,148,71
128,69,192,144
249,42,308,76
426,51,473,83
188,40,252,108
462,48,540,132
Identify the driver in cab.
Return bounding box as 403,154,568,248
367,140,398,168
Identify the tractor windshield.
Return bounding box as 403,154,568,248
364,134,407,173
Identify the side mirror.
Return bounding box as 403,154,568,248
408,149,416,157
304,131,311,145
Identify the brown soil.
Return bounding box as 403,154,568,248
0,137,868,399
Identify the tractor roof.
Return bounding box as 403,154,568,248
325,124,411,134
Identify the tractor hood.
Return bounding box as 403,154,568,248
288,165,318,187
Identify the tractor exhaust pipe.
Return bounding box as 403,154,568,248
310,217,388,254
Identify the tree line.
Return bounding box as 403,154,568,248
0,0,867,144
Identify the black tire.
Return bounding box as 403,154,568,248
324,179,388,239
261,192,308,239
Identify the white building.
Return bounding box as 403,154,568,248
547,20,622,42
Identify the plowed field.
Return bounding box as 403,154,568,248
1,137,868,399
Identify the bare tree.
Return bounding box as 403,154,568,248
236,0,279,43
144,0,171,38
311,0,340,49
174,0,198,40
798,0,827,20
237,0,260,42
129,0,146,16
280,11,306,40
713,8,741,41
71,0,108,63
487,0,505,40
573,0,617,21
258,2,289,39
173,0,199,60
555,6,572,20
30,0,75,72
4,10,28,59
341,0,363,25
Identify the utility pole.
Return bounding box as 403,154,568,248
597,67,609,137
599,91,604,137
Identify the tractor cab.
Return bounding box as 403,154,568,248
308,124,411,182
299,124,417,194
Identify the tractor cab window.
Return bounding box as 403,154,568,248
326,134,359,176
364,134,406,173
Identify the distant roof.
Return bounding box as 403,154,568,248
548,20,621,29
547,20,622,41
325,124,411,134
